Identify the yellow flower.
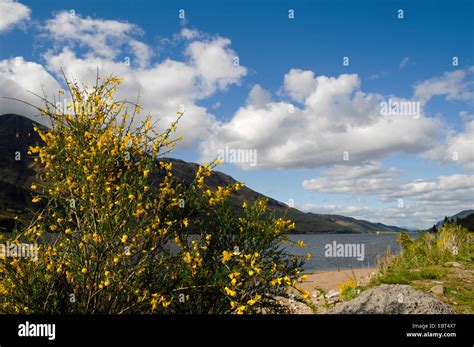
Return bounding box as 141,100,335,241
221,250,233,264
31,184,38,190
32,197,42,203
143,169,150,178
228,272,240,279
113,257,119,264
236,305,246,314
81,267,87,274
338,278,358,296
150,298,158,311
183,252,192,264
242,201,248,208
121,234,128,243
224,287,236,297
297,240,306,248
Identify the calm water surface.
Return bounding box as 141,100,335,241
3,230,419,272
286,232,419,271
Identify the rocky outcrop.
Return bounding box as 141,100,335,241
330,284,455,314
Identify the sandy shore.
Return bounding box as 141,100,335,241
297,267,377,293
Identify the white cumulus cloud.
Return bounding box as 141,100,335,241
0,0,30,33
200,70,441,169
0,57,60,126
302,162,400,195
413,67,474,104
423,119,474,170
1,11,247,147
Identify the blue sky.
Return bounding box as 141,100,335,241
1,0,473,228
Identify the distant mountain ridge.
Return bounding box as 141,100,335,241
435,210,474,229
456,213,474,231
0,113,407,233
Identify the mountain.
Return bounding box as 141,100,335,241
0,114,47,231
399,226,420,232
0,113,406,233
372,222,409,233
435,210,474,229
456,213,474,232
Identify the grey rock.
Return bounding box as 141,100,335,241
330,284,455,314
326,289,339,299
444,261,462,268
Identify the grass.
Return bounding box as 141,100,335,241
371,266,448,285
368,224,474,313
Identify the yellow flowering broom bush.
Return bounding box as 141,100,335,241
0,75,306,314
